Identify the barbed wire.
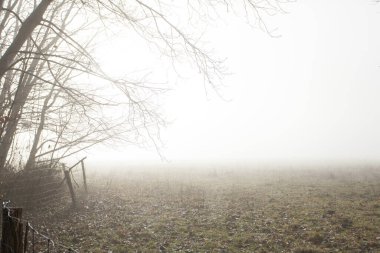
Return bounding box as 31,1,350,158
0,158,88,252
2,202,79,253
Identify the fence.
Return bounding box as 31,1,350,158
1,204,78,253
0,157,89,252
0,157,88,209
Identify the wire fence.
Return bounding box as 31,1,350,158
0,157,88,209
64,158,88,201
2,202,78,253
1,168,68,210
0,158,89,252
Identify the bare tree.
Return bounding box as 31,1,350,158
0,0,290,173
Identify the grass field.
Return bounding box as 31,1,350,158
25,166,380,252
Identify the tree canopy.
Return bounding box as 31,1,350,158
0,0,289,173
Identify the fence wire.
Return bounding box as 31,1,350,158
0,158,88,252
0,167,70,209
2,203,79,253
0,158,88,209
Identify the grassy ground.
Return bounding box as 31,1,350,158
26,166,380,252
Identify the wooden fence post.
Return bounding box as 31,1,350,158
1,207,24,253
23,222,29,253
64,170,76,207
81,160,88,194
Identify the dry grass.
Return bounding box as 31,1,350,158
25,166,380,252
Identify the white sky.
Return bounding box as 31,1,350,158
86,0,380,167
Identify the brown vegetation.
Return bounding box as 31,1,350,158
20,166,380,252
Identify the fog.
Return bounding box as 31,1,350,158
85,0,380,167
2,2,380,252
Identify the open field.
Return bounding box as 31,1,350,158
24,166,380,252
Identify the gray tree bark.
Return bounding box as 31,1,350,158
0,0,53,79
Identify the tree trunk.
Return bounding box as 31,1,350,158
25,87,55,170
0,89,26,171
0,71,14,115
0,0,53,79
0,3,72,174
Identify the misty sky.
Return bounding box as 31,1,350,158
87,0,380,166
